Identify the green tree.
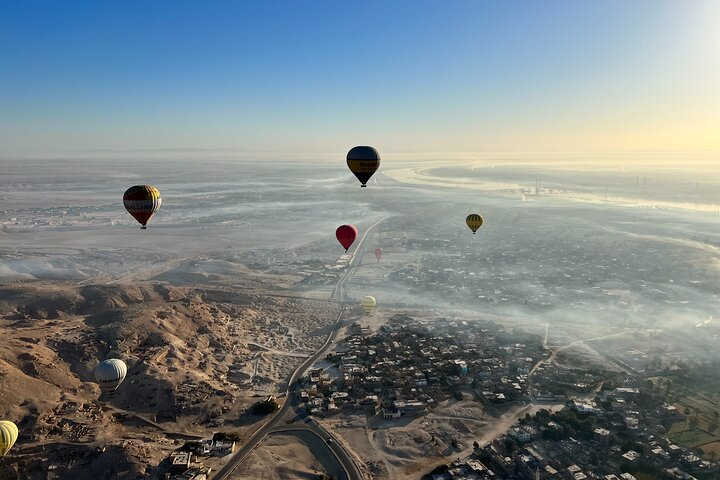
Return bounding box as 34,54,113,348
503,437,515,452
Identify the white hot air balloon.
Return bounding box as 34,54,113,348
94,359,127,394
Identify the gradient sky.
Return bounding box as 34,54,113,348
1,1,718,159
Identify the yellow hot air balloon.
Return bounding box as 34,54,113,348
361,296,376,314
0,421,18,457
466,214,484,234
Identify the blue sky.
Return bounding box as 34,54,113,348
1,1,718,159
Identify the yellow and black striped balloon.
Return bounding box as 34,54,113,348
466,214,484,234
347,146,380,187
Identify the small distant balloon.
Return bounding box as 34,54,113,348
95,359,128,394
374,247,383,262
123,185,162,229
361,295,376,314
336,224,359,252
347,146,381,187
0,421,18,457
466,214,484,234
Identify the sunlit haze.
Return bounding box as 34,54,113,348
1,0,719,160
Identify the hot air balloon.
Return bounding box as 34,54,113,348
466,214,484,234
374,247,383,262
336,224,358,252
94,359,127,394
347,146,380,187
0,421,18,457
123,185,162,229
361,296,376,314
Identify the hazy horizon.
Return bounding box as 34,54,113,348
2,149,719,167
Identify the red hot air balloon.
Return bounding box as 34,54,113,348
336,225,358,252
375,247,383,262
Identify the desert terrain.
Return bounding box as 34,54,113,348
0,281,339,478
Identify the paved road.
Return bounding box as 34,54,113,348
212,306,354,480
213,217,385,480
270,426,356,480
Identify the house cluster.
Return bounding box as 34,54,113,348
386,227,647,315
532,364,607,398
164,451,211,480
429,383,718,479
300,315,543,419
386,245,532,303
163,438,235,480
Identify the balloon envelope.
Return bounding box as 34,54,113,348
0,421,18,457
336,225,358,252
95,359,128,394
466,214,484,234
347,146,380,187
374,247,383,262
361,295,376,314
123,185,162,228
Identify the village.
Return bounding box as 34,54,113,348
299,315,544,421
429,382,719,480
292,313,719,479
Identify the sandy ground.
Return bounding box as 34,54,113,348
343,400,566,479
231,431,344,480
317,397,503,480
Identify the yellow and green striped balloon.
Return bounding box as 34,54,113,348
0,420,18,457
361,295,376,314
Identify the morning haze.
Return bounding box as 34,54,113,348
1,1,719,480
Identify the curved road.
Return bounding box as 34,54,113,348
213,217,386,480
266,428,350,479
